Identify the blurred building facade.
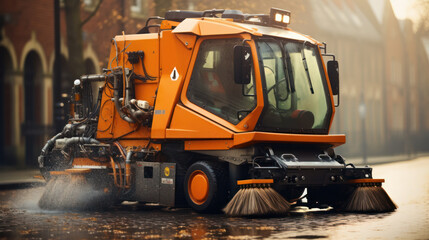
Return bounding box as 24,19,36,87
0,0,428,167
0,0,153,167
285,0,429,157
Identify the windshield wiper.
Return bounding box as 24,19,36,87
301,42,314,94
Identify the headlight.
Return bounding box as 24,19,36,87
270,7,291,27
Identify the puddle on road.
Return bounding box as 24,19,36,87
0,157,428,239
9,187,44,211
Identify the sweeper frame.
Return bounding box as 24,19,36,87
244,146,373,186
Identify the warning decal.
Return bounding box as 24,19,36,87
161,178,174,185
170,67,179,81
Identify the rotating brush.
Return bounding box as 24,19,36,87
343,179,397,212
38,171,70,209
223,179,291,217
39,169,100,210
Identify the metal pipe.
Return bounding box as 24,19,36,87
61,137,100,151
80,74,106,83
38,132,63,168
113,72,134,123
124,72,132,109
113,142,126,159
110,156,120,188
125,151,132,188
118,160,123,188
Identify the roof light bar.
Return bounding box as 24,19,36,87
270,7,291,27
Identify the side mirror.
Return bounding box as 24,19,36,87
327,60,339,95
234,45,252,84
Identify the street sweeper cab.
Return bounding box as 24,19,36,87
38,8,396,216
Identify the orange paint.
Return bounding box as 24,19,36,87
49,171,69,176
237,179,274,185
347,179,385,184
233,132,346,148
73,157,109,167
65,168,92,174
94,16,343,154
167,104,233,139
188,170,209,205
151,30,195,138
172,18,262,36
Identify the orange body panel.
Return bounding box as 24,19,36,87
232,132,345,148
175,34,197,49
184,139,234,151
183,132,345,151
95,18,344,151
172,18,262,36
160,20,180,30
97,34,159,140
150,30,196,138
167,104,233,139
73,157,110,167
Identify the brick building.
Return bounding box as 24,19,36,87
0,0,155,167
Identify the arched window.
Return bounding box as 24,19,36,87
23,50,44,166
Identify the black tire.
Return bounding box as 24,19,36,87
184,161,228,212
174,161,190,207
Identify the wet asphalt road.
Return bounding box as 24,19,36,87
1,157,429,240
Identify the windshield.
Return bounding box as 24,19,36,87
256,39,331,133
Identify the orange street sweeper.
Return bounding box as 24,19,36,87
38,8,396,216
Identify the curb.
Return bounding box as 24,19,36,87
0,181,45,190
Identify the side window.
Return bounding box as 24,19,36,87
202,51,215,69
186,39,257,125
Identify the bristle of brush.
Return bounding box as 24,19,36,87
223,184,291,217
343,184,397,212
39,174,107,210
39,174,69,209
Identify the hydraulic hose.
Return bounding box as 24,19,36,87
113,71,146,123
113,72,134,123
38,132,64,168
124,71,147,122
110,156,120,188
61,137,100,151
125,151,132,188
